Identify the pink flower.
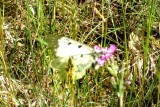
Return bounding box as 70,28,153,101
94,45,103,52
94,44,116,66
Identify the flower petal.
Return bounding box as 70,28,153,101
94,45,103,52
105,44,116,53
95,44,116,66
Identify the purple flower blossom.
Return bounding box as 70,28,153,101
94,44,116,66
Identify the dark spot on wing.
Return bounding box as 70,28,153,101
78,45,82,48
68,42,71,45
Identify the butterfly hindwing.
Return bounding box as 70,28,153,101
51,54,96,80
72,53,96,79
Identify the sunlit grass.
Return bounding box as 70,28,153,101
0,0,160,106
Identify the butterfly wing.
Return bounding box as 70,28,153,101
55,37,95,57
73,54,96,79
50,37,97,80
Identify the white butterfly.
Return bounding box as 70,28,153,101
48,37,116,81
50,37,100,80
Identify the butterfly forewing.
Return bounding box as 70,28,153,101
56,37,96,57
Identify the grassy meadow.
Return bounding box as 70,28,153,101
0,0,160,106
